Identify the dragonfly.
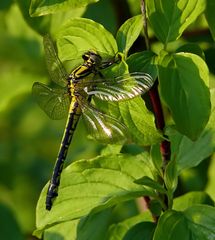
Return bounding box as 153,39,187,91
32,35,155,210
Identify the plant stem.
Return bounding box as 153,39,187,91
140,0,171,213
140,0,150,50
137,197,159,222
140,0,170,165
148,82,171,165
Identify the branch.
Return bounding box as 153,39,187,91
140,0,150,50
140,0,171,214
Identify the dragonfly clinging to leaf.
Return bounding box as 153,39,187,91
32,35,155,210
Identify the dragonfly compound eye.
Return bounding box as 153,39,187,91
82,53,90,61
82,50,103,67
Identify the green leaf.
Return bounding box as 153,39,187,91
206,154,215,202
127,51,158,80
150,144,163,176
34,204,114,239
17,0,85,35
42,220,79,240
164,158,178,193
116,15,143,56
206,89,215,139
167,90,215,174
100,144,122,156
108,212,154,240
0,203,24,240
135,176,166,194
154,205,215,240
4,3,43,38
119,97,162,145
205,0,215,41
36,153,155,233
30,0,98,17
42,209,113,240
127,0,141,16
173,192,214,211
205,90,215,200
17,0,51,35
176,43,205,59
123,51,161,145
56,17,118,69
76,209,113,240
123,222,155,240
167,128,215,174
158,52,211,140
0,0,13,10
147,0,206,44
149,199,162,217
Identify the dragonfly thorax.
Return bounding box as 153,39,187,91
69,51,102,82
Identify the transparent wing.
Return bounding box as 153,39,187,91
78,98,128,144
43,35,68,87
32,82,70,120
83,72,155,101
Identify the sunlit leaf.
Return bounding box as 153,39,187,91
42,220,78,240
173,192,214,211
154,205,215,240
150,144,163,176
135,176,166,193
167,89,215,174
147,0,206,44
30,0,98,16
35,153,155,233
40,209,112,240
206,154,215,202
168,128,215,174
127,51,158,80
158,52,211,140
176,43,205,59
116,15,143,56
164,158,178,193
56,18,117,69
119,98,161,145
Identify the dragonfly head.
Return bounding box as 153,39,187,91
82,50,102,67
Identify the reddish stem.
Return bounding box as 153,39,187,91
148,81,171,164
140,0,171,217
148,81,164,130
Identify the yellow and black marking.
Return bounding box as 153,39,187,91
45,51,105,210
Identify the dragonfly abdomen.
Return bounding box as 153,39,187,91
46,98,81,210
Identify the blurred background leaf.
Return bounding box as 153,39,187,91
0,203,24,240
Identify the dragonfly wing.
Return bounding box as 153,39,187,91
84,72,154,101
32,82,70,120
43,35,68,87
79,98,128,144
